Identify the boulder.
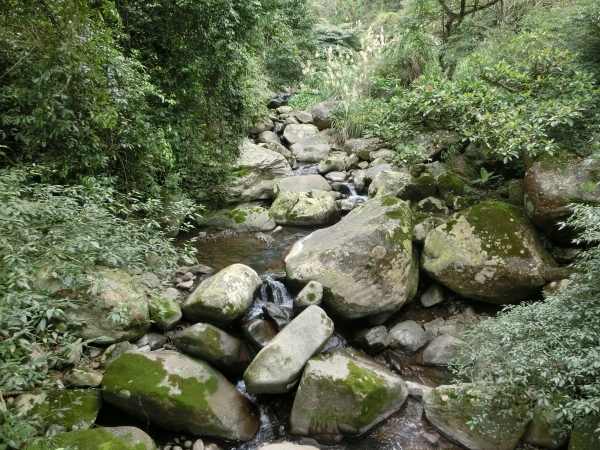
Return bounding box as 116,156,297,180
289,347,409,444
263,141,295,166
294,111,314,124
422,334,463,365
182,264,262,327
172,323,254,375
436,171,464,200
201,205,276,233
353,169,367,193
415,197,449,217
14,389,102,432
148,290,182,331
243,319,278,349
65,366,103,387
257,131,281,145
24,427,156,450
100,341,135,368
270,190,339,226
317,152,348,174
421,282,444,307
271,174,331,199
250,117,274,135
259,444,319,450
524,403,568,449
422,201,557,304
290,137,332,162
67,270,150,344
353,326,390,355
283,124,320,145
342,138,384,161
524,154,600,240
388,320,427,353
294,281,324,309
285,196,419,324
325,171,347,182
226,143,293,204
243,305,333,394
102,351,260,442
368,171,413,199
365,164,393,185
370,149,396,162
569,414,600,450
311,101,344,130
424,384,529,450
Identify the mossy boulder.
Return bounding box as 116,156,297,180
25,427,156,450
271,174,331,199
436,171,464,200
294,281,324,309
423,384,529,450
289,347,409,444
524,403,568,449
317,152,348,175
182,263,262,327
283,124,320,145
148,291,182,331
14,389,102,432
67,270,150,344
285,196,419,323
422,201,557,304
102,351,260,441
201,205,276,233
270,190,339,226
524,154,600,240
289,136,332,162
226,142,293,204
368,171,413,199
172,323,254,375
569,415,600,449
243,305,333,394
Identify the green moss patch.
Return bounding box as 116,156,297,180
26,428,152,450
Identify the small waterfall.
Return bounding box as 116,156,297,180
246,275,294,320
340,182,368,204
293,163,318,176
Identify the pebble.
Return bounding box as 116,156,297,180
183,441,192,449
88,348,103,358
163,343,176,350
192,440,204,450
178,280,194,289
173,447,183,450
181,272,194,281
174,438,180,444
164,446,172,450
421,431,439,444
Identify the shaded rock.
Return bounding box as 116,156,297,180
244,305,334,394
365,164,393,185
290,137,332,163
262,303,293,330
259,444,320,450
271,175,331,198
506,179,525,206
226,143,293,204
65,366,103,387
569,414,600,450
242,319,277,349
250,118,274,135
353,170,367,192
102,351,260,442
423,317,445,342
436,171,464,200
404,380,432,400
370,149,396,162
285,196,418,323
421,282,444,307
182,264,262,327
289,347,409,444
424,384,529,450
105,427,155,450
263,141,295,166
67,270,150,345
422,201,558,304
337,199,356,213
388,321,427,353
15,389,102,432
100,341,136,368
524,154,600,240
25,427,156,450
294,111,313,124
415,197,449,217
270,190,339,226
342,138,384,161
311,101,344,130
202,205,276,233
172,323,254,375
283,124,320,146
294,281,324,309
353,326,390,355
422,334,463,366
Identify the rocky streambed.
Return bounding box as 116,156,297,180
12,98,600,450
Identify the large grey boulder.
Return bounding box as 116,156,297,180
201,205,276,232
388,320,427,353
424,384,529,450
271,174,331,199
270,190,339,226
285,196,419,324
250,117,274,135
317,152,348,175
422,201,558,304
172,323,254,375
182,264,262,327
226,143,293,204
422,334,463,365
290,137,332,162
524,154,600,240
66,270,150,344
368,171,413,199
24,427,156,450
283,124,320,145
243,305,333,394
289,347,409,444
311,101,344,130
148,290,182,331
102,351,260,442
342,138,384,160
